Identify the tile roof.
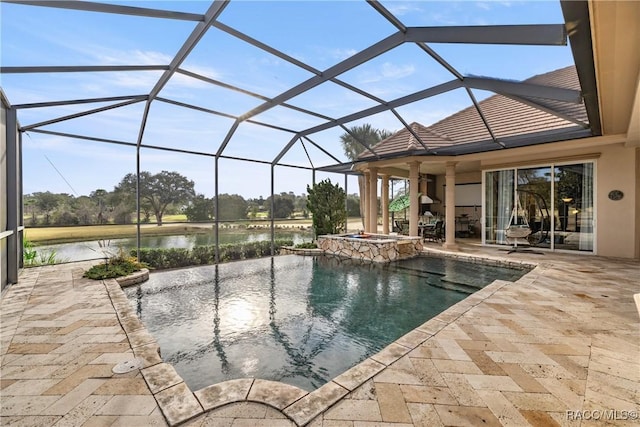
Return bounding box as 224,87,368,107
360,66,588,160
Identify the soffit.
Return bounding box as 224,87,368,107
590,0,640,137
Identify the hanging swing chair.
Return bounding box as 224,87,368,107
518,189,551,246
505,205,532,252
503,189,547,254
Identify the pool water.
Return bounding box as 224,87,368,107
124,254,528,391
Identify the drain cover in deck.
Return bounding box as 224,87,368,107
112,358,144,374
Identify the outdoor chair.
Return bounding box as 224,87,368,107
400,221,410,235
424,220,443,242
393,220,409,235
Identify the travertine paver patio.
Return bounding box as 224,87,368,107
1,245,638,426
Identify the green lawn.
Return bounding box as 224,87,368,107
161,214,188,222
25,223,210,245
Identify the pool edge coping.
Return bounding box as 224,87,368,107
105,250,540,426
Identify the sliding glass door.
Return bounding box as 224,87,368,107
517,167,552,249
485,170,514,245
483,162,594,252
554,163,594,251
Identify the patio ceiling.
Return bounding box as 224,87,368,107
0,0,601,175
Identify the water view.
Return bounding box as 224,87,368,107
36,229,313,263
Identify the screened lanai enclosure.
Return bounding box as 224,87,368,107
1,0,604,289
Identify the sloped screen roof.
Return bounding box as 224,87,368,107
0,0,598,194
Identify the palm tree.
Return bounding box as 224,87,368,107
339,124,393,227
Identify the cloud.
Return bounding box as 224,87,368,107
385,2,424,16
427,12,459,26
34,27,221,92
382,62,416,79
92,49,221,91
95,49,172,66
106,71,164,90
359,62,416,84
23,133,133,160
328,48,358,61
475,2,492,11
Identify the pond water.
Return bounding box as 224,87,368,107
35,229,312,263
124,255,529,392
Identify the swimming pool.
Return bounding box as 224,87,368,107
123,254,528,392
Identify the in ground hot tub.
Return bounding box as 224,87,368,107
317,233,422,262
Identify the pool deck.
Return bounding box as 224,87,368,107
1,244,638,426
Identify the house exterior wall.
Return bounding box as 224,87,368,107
636,147,640,260
595,144,637,258
371,136,639,260
432,171,481,219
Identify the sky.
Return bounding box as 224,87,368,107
0,0,575,199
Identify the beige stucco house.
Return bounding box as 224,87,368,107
355,1,639,260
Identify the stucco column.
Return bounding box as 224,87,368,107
381,174,390,234
369,167,378,233
443,162,459,250
362,171,370,233
409,161,420,237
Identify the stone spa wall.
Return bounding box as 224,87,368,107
317,234,423,263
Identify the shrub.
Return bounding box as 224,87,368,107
307,179,346,237
132,248,165,268
275,239,295,255
54,210,79,225
257,241,273,257
220,243,243,261
191,246,215,265
294,242,318,249
128,239,296,270
84,248,146,280
243,242,259,259
163,248,190,269
23,238,66,266
23,239,37,266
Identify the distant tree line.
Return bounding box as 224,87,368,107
23,170,362,227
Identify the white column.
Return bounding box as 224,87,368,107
369,167,378,233
409,161,420,237
382,174,390,234
362,171,370,233
443,162,459,250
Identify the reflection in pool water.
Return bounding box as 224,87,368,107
124,255,528,391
